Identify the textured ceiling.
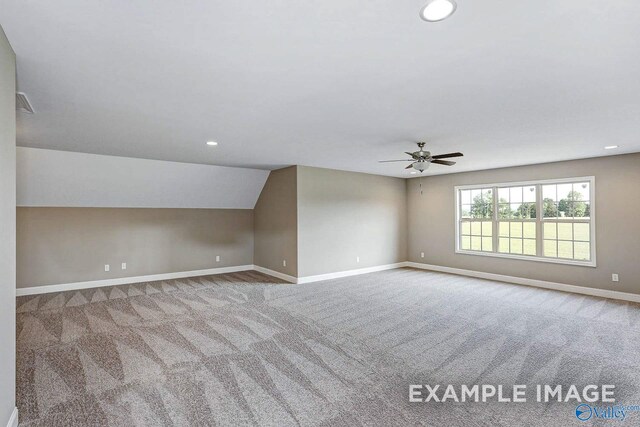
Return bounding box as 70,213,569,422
1,0,640,177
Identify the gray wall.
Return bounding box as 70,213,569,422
0,24,16,426
407,153,640,294
17,208,254,288
253,167,298,276
297,166,407,277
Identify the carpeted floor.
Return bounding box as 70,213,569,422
16,268,640,426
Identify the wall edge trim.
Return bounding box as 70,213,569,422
253,265,298,283
406,262,640,303
16,265,254,296
6,408,18,427
17,260,638,303
296,263,408,284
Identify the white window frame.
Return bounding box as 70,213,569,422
454,176,596,267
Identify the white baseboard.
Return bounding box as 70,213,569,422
254,262,407,284
296,263,408,284
17,262,403,295
406,262,640,303
6,407,17,427
16,260,639,304
16,265,254,296
253,265,297,284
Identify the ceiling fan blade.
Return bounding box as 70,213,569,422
431,160,456,166
405,163,415,169
378,159,413,163
405,152,419,159
431,152,463,159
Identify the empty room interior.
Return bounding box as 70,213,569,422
1,1,640,426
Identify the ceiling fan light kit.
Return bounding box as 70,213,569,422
413,161,429,172
379,142,464,174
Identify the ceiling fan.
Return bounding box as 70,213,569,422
379,142,463,172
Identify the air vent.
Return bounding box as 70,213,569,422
16,92,34,113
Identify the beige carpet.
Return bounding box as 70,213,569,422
16,268,640,426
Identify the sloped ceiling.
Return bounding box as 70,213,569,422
17,148,269,208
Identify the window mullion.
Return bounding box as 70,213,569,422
536,184,543,257
492,186,498,253
457,190,461,252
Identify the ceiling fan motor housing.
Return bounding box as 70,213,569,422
415,143,429,159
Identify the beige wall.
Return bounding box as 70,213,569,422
297,166,407,277
407,153,640,294
14,153,640,296
0,24,16,426
17,208,254,288
253,166,298,276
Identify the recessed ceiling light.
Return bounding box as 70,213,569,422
206,141,218,146
420,0,457,22
604,145,618,150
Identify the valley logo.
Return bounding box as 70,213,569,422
575,404,593,421
575,403,640,422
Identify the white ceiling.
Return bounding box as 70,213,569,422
2,0,640,178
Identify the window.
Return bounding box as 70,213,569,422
455,177,595,266
459,187,493,252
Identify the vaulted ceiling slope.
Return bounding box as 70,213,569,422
17,148,269,208
2,1,640,177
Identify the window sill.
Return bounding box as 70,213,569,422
455,249,596,268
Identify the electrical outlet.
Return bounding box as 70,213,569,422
283,259,287,267
121,262,127,270
421,252,425,258
356,256,360,263
104,264,110,272
216,255,220,262
612,274,619,282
